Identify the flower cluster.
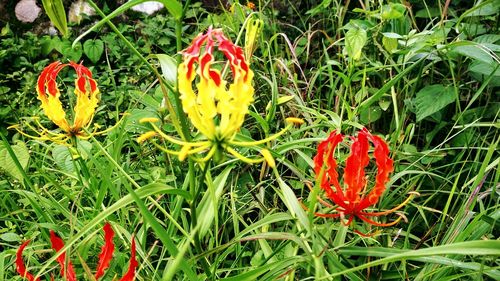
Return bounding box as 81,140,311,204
16,223,137,281
9,61,109,144
312,128,411,233
139,27,301,164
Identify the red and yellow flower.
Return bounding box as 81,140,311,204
139,27,301,164
16,223,137,281
9,61,112,143
312,128,412,234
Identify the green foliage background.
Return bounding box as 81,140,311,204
0,0,498,280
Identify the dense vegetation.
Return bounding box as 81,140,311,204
1,0,498,280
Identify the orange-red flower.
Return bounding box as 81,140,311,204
16,223,137,281
8,61,119,144
313,128,410,231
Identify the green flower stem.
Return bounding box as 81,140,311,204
190,160,215,280
175,1,213,277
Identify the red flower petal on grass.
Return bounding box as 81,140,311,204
119,236,138,281
50,231,77,281
343,130,370,203
95,223,115,280
16,240,40,281
312,128,404,231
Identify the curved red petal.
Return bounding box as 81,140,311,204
216,31,249,81
118,236,138,281
69,61,97,93
313,131,347,208
358,131,394,210
95,223,115,280
37,61,60,96
343,130,370,203
16,240,40,281
50,230,77,281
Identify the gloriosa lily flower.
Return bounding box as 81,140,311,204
16,223,137,281
312,128,412,234
139,27,302,164
9,61,110,143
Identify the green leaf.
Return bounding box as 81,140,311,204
415,7,441,18
0,142,30,181
83,39,104,63
331,241,500,278
0,232,21,242
157,0,182,19
449,41,499,65
52,145,75,173
61,41,83,62
41,0,68,37
345,26,367,60
382,35,398,52
276,177,311,233
155,54,177,85
414,84,456,122
381,3,406,20
462,0,500,17
360,106,382,124
197,166,233,236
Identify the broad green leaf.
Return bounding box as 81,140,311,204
345,26,367,60
155,54,177,85
382,36,398,52
41,0,68,37
473,34,500,44
470,59,500,74
52,144,75,173
360,106,382,124
381,3,406,20
449,41,498,65
0,232,21,242
61,41,83,62
0,141,30,181
414,84,456,122
157,0,182,19
415,7,441,18
462,0,500,17
83,39,104,63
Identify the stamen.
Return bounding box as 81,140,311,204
260,149,276,168
137,131,157,143
228,124,292,147
225,146,265,164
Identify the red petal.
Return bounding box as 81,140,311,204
37,61,60,96
119,236,138,281
95,223,115,280
358,130,394,210
50,231,77,281
343,130,370,203
216,31,249,81
16,240,40,281
69,61,97,93
313,131,347,208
